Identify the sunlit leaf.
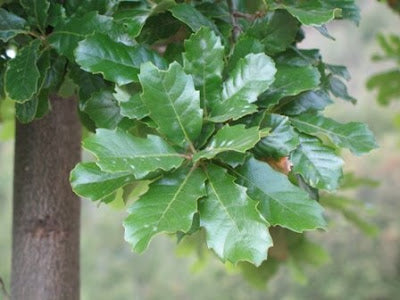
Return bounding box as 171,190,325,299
124,167,206,252
83,128,185,178
139,61,203,147
200,164,272,266
236,158,327,232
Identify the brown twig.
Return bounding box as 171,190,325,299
227,0,241,42
232,11,257,21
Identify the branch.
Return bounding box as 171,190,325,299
227,0,241,42
232,11,256,21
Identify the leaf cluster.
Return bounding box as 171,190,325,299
0,0,378,285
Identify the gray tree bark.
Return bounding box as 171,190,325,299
11,95,81,300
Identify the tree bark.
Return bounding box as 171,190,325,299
11,95,81,300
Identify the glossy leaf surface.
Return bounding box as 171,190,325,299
183,27,224,105
20,0,50,31
200,164,272,266
193,125,261,162
236,158,326,232
139,62,203,147
209,53,276,122
49,12,113,60
124,167,206,252
259,64,320,108
83,128,185,178
291,134,344,190
5,40,41,102
0,8,27,42
291,113,378,155
70,162,135,201
254,113,299,158
76,33,167,85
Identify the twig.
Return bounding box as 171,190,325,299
0,277,10,300
232,11,256,21
227,0,241,42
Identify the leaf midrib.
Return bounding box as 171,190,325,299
160,74,194,146
205,169,241,232
232,170,304,220
157,168,196,228
292,117,351,144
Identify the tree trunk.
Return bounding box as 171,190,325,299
11,95,81,300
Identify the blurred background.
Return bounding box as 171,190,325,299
1,1,400,299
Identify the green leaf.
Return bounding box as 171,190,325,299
326,64,351,81
48,12,114,60
314,25,335,40
75,33,167,86
275,48,321,67
235,0,268,14
194,122,215,148
15,50,51,121
216,152,249,168
291,113,378,155
70,162,135,202
149,0,176,15
367,70,400,106
268,0,340,26
170,4,218,33
36,50,51,92
290,134,344,191
42,55,66,91
83,128,185,178
69,64,107,101
47,2,66,27
183,27,224,106
326,0,360,24
20,0,50,32
326,75,356,104
267,0,360,25
5,40,41,102
236,158,327,232
58,73,77,98
193,125,262,162
124,167,207,253
222,53,276,104
65,0,119,16
247,10,299,55
0,8,27,42
15,95,39,123
113,85,148,120
137,12,182,45
82,89,123,129
278,90,333,116
200,164,272,266
113,7,150,37
208,102,257,123
139,62,203,147
227,36,264,73
254,113,299,158
259,64,321,108
35,90,50,119
209,53,276,122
